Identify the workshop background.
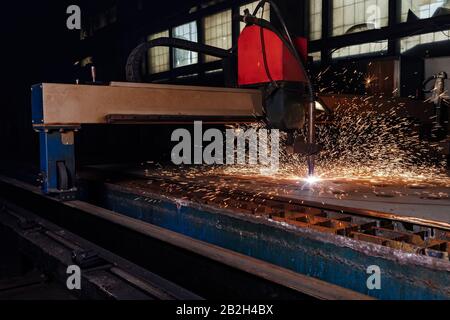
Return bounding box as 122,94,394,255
1,0,449,168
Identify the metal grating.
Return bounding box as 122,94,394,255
95,170,450,262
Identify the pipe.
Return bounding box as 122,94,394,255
126,37,231,82
307,101,316,176
423,72,448,133
433,72,447,130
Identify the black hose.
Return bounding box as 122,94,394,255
248,0,317,176
423,76,437,94
259,5,277,88
251,0,315,102
126,37,231,82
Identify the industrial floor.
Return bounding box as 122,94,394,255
0,273,76,300
0,162,449,300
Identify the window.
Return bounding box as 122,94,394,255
147,31,170,74
401,30,450,52
400,1,450,52
401,0,450,22
331,0,388,58
203,10,232,62
240,1,270,32
332,41,388,58
310,0,322,40
173,21,198,68
310,51,322,62
332,0,389,36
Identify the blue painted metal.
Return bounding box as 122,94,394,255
32,84,77,199
79,182,450,300
31,84,44,126
39,131,76,198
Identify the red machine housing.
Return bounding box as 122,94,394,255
238,25,308,86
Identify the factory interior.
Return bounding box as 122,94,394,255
0,0,450,305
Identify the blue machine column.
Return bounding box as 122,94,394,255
38,129,77,200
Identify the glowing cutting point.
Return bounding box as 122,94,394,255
305,176,321,185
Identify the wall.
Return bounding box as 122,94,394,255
0,2,80,166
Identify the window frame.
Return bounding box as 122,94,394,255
172,20,200,69
147,30,171,75
143,0,450,79
203,9,233,63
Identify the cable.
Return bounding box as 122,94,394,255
125,37,230,82
251,0,315,103
258,5,277,89
423,75,437,94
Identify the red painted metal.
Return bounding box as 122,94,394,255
238,25,308,86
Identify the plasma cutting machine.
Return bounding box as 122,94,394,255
31,0,319,198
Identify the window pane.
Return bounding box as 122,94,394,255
332,0,389,36
401,0,450,22
147,30,170,74
401,30,450,52
173,21,198,68
203,10,232,62
240,1,270,32
310,0,322,40
310,51,322,62
332,41,388,58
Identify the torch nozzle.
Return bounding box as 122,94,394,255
308,101,316,176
